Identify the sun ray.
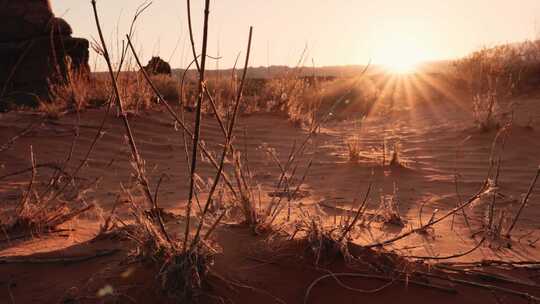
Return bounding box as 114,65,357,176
415,72,468,113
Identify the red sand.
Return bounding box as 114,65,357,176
1,91,540,303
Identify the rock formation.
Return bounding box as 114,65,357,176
0,0,90,111
144,56,172,76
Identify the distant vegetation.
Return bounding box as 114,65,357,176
452,40,540,130
32,39,540,130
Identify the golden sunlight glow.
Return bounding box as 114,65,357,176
384,60,418,74
379,45,424,74
371,31,433,75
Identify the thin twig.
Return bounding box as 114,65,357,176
184,0,211,252
0,249,120,264
339,181,372,242
419,271,540,302
0,163,69,181
304,272,456,304
405,237,486,260
17,146,36,215
506,166,540,237
0,117,45,153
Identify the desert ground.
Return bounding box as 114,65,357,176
1,78,540,302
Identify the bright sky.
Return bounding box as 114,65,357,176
53,0,540,70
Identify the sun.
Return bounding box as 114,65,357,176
380,49,423,74
385,60,418,74
371,34,431,75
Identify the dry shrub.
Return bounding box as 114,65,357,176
311,77,379,120
298,214,351,264
150,74,179,101
46,68,180,116
388,142,403,168
205,76,237,101
2,149,96,238
115,72,180,111
115,72,153,111
230,151,274,233
116,186,217,302
44,61,107,117
486,208,511,244
43,71,377,126
346,137,361,162
377,185,404,227
6,198,94,237
47,67,91,112
453,41,540,130
257,76,379,126
186,73,379,127
38,100,70,119
222,138,314,235
160,246,214,300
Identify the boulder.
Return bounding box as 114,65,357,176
0,0,90,111
0,0,54,43
144,56,172,76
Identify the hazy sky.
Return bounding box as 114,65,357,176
53,0,540,70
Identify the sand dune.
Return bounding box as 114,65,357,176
1,93,540,302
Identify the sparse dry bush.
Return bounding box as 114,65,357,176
388,142,403,168
252,75,379,126
312,77,379,121
45,66,179,116
115,72,154,111
299,214,351,264
228,150,279,234
179,71,380,128
1,146,96,239
453,41,540,130
346,136,361,162
44,61,110,117
117,186,216,302
48,63,92,112
150,74,179,101
377,185,404,227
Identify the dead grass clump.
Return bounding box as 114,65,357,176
299,215,351,264
313,77,378,121
230,151,277,234
46,69,174,117
452,44,528,131
346,137,361,162
44,60,111,118
472,92,503,131
177,69,377,128
123,193,217,302
377,186,405,227
5,200,93,237
205,76,237,105
38,100,69,119
160,246,215,300
1,146,96,239
150,74,179,101
125,185,216,300
115,72,154,111
484,208,512,248
388,142,404,168
274,76,378,126
47,59,92,111
289,185,414,274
